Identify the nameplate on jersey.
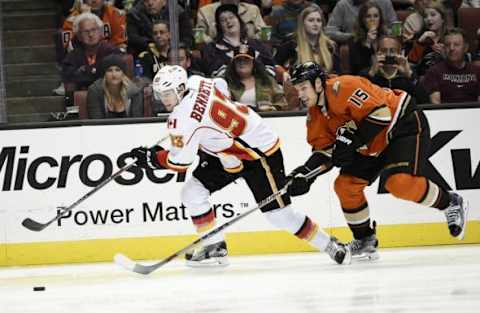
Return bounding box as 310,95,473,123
190,80,213,122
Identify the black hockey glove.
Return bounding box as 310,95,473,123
332,126,363,168
129,145,165,170
286,152,332,197
286,165,312,196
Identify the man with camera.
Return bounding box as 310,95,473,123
363,36,413,91
360,35,429,103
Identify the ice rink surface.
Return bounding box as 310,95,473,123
1,245,479,313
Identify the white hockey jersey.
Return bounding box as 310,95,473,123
164,75,280,172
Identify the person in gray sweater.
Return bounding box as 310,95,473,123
87,54,144,118
325,0,397,44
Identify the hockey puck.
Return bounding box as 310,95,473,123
33,286,45,291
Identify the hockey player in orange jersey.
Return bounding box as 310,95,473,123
288,62,469,260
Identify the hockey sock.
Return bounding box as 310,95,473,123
342,203,375,240
294,216,331,250
191,208,224,245
385,173,450,210
334,174,373,239
264,206,331,251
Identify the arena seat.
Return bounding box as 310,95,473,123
74,90,88,119
143,86,153,117
121,53,134,79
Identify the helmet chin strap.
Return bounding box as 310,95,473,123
174,86,188,104
315,89,325,107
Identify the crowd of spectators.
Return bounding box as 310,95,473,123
51,0,480,119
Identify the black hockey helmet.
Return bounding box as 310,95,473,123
290,62,327,86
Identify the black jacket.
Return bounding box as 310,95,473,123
61,42,121,89
126,2,192,56
201,38,275,78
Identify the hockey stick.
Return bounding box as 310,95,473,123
114,165,326,275
21,136,170,232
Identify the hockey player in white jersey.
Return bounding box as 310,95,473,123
127,65,352,267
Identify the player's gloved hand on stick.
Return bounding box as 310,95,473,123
332,126,363,168
286,165,312,196
129,145,165,170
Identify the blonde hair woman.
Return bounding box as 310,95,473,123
275,4,338,81
87,54,144,118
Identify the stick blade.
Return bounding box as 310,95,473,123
114,253,137,272
22,218,47,232
114,253,160,275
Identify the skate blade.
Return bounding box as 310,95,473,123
455,201,469,241
342,246,353,265
186,257,230,268
352,251,380,262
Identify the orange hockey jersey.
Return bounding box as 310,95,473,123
307,75,412,157
62,5,127,49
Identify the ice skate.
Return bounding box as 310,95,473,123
185,241,229,267
325,237,352,265
445,192,469,240
347,233,379,261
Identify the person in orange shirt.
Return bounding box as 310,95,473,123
62,0,127,51
287,62,469,260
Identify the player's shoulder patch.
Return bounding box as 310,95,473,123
170,134,184,148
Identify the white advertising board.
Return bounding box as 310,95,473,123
0,109,479,258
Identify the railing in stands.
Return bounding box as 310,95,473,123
0,6,7,124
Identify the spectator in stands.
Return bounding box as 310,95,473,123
270,0,308,43
461,0,480,7
200,4,275,77
62,0,127,51
62,13,121,92
224,44,287,111
114,0,137,10
422,28,480,104
349,1,388,74
196,0,273,14
408,2,447,76
325,0,397,44
474,28,480,66
150,42,206,115
54,0,127,95
403,0,431,42
275,4,339,81
167,42,205,76
359,35,430,102
138,20,170,81
87,54,144,118
127,0,192,56
196,0,266,43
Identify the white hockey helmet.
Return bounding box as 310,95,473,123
152,65,188,101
